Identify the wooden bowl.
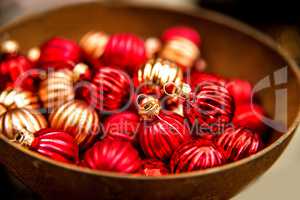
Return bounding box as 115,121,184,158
0,2,299,200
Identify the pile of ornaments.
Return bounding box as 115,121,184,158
0,26,267,176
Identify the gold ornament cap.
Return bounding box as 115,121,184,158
12,128,35,147
138,58,183,92
136,94,161,120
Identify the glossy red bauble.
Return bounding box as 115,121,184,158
183,81,233,135
138,96,191,161
103,111,140,143
189,72,226,90
233,104,267,134
82,67,131,112
139,159,169,176
226,79,252,106
101,33,146,73
161,26,201,46
16,128,79,164
0,55,35,90
216,127,262,161
170,139,226,173
39,37,81,70
82,139,141,173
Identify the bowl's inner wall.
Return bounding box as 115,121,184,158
1,3,299,143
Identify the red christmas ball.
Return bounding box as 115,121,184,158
183,82,233,135
189,72,226,90
226,79,252,106
139,159,169,176
15,128,79,163
233,104,267,134
82,67,131,112
0,54,35,90
161,26,201,46
82,139,141,173
103,111,140,143
39,37,81,70
101,33,146,73
137,95,191,161
216,127,262,161
170,139,226,173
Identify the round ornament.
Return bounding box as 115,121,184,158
14,128,79,163
0,54,35,91
160,26,201,71
165,82,233,135
79,31,109,65
137,95,191,161
82,139,141,173
0,88,40,110
102,33,146,73
39,37,81,70
233,104,267,133
226,79,252,106
136,58,183,96
49,100,100,149
189,72,226,90
216,127,262,161
39,69,75,112
170,139,226,173
82,67,131,112
103,111,140,143
0,40,19,56
0,108,47,140
38,63,90,112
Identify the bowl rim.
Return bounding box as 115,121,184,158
0,2,300,180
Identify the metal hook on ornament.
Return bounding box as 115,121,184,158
163,82,191,99
136,94,161,118
10,127,34,147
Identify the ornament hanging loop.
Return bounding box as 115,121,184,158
163,82,191,99
136,94,161,119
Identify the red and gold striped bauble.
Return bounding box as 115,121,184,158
49,100,100,149
0,107,47,140
14,128,79,164
0,88,40,110
38,69,75,112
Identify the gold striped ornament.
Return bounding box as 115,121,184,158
137,58,183,90
79,31,109,61
0,107,47,140
0,40,19,54
137,58,183,110
0,88,40,110
159,37,200,71
49,100,100,149
38,63,89,112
